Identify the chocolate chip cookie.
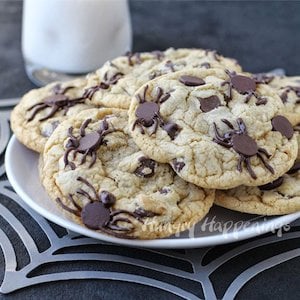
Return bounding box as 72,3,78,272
85,48,242,109
11,78,96,153
128,68,298,189
215,161,300,215
41,108,214,239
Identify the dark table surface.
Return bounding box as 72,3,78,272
0,1,300,299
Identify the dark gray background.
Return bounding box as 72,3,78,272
0,1,300,299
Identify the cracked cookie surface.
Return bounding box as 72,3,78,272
85,48,242,109
128,68,298,189
11,78,96,153
42,108,214,239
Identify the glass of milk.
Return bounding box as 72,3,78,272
22,0,132,86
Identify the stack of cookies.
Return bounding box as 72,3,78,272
11,48,300,239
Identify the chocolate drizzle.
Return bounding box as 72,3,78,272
64,118,112,169
133,86,180,139
134,157,156,178
213,118,274,179
271,115,294,139
27,85,85,122
56,177,159,237
222,71,267,105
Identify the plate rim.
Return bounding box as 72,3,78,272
5,135,300,249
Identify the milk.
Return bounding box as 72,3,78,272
22,0,132,74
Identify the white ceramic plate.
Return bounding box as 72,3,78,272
5,136,300,249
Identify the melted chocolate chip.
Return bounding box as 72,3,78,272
232,134,258,156
179,75,205,86
162,122,180,140
172,159,185,172
134,157,156,178
100,191,116,208
231,75,256,94
271,115,294,139
199,95,221,112
81,202,110,229
287,162,300,174
258,177,284,191
134,208,158,218
135,102,160,126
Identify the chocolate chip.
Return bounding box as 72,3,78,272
271,115,294,139
231,75,256,94
77,132,101,152
134,157,156,178
258,177,284,191
81,202,110,229
232,134,258,156
135,102,160,127
134,208,158,218
287,162,300,174
100,191,116,208
162,122,180,140
199,95,221,112
159,187,170,194
172,159,185,172
179,75,205,86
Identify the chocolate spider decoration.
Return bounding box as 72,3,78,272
132,86,180,139
56,177,153,237
279,85,300,103
221,71,267,105
125,50,164,66
27,84,85,122
82,71,124,99
125,51,142,66
213,118,274,179
205,49,221,62
64,118,112,169
252,73,275,85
